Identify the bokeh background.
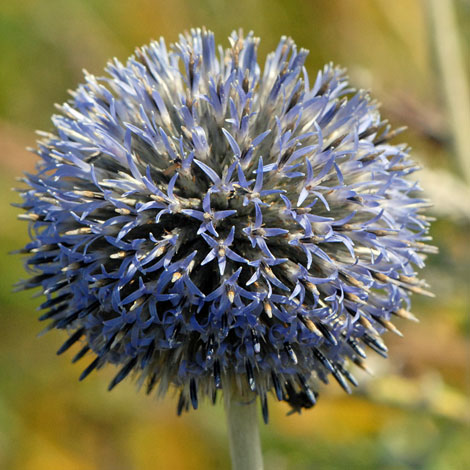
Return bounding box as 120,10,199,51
1,1,469,469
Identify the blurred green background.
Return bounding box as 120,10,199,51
1,1,469,469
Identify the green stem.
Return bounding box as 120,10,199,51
224,389,264,470
427,0,470,184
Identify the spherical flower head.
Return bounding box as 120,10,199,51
17,28,435,421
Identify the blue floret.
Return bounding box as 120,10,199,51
17,28,435,421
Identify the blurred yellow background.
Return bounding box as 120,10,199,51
1,1,469,469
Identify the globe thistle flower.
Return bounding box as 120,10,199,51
16,29,435,426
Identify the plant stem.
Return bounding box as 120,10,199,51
224,389,264,470
427,0,470,184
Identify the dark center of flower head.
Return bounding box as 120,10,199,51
17,28,435,422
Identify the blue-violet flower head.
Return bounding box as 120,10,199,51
16,29,436,422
